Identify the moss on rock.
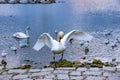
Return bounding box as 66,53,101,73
45,59,116,68
56,59,73,67
15,64,31,69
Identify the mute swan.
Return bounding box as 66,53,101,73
33,30,93,61
13,26,30,39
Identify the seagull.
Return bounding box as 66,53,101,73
116,37,120,43
104,31,112,37
104,39,109,45
33,30,93,62
10,46,17,54
79,40,85,46
12,26,30,40
1,50,7,58
110,41,117,49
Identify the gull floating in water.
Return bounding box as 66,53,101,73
104,39,109,45
33,30,93,61
10,46,17,54
13,26,30,40
1,50,7,58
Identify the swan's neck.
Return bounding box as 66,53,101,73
57,36,63,42
26,29,29,36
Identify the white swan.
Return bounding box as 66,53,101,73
33,30,93,61
13,26,30,39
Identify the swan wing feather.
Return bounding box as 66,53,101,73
61,30,93,45
33,33,53,51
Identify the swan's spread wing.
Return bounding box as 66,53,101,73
33,33,53,51
61,30,93,44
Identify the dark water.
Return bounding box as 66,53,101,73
0,0,120,68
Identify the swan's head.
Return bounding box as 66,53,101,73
26,26,30,31
58,31,64,42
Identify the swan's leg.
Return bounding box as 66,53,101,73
53,53,56,62
59,52,64,61
27,38,30,47
53,53,56,69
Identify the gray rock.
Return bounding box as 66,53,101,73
0,75,12,80
103,67,116,72
83,71,102,76
70,71,82,76
13,75,28,79
108,76,120,80
56,67,75,70
41,68,54,72
29,69,41,73
116,65,120,71
44,74,55,79
0,66,3,70
103,71,116,76
70,76,83,80
8,69,27,74
30,71,51,78
88,68,101,71
53,70,70,74
86,76,106,80
77,68,87,71
57,74,69,80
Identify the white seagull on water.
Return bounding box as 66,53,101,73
33,30,93,61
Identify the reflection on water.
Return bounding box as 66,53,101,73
0,0,120,68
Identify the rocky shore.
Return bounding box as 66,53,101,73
0,58,120,80
0,65,120,80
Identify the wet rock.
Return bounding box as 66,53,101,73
83,71,102,76
86,76,106,80
29,69,41,73
13,74,28,79
77,68,87,71
108,76,120,80
41,68,54,72
103,67,116,72
8,69,27,74
57,74,69,80
70,71,82,76
70,76,83,80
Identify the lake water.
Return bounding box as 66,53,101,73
0,0,120,68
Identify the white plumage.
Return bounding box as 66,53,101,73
13,26,30,39
1,50,7,58
33,30,93,61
